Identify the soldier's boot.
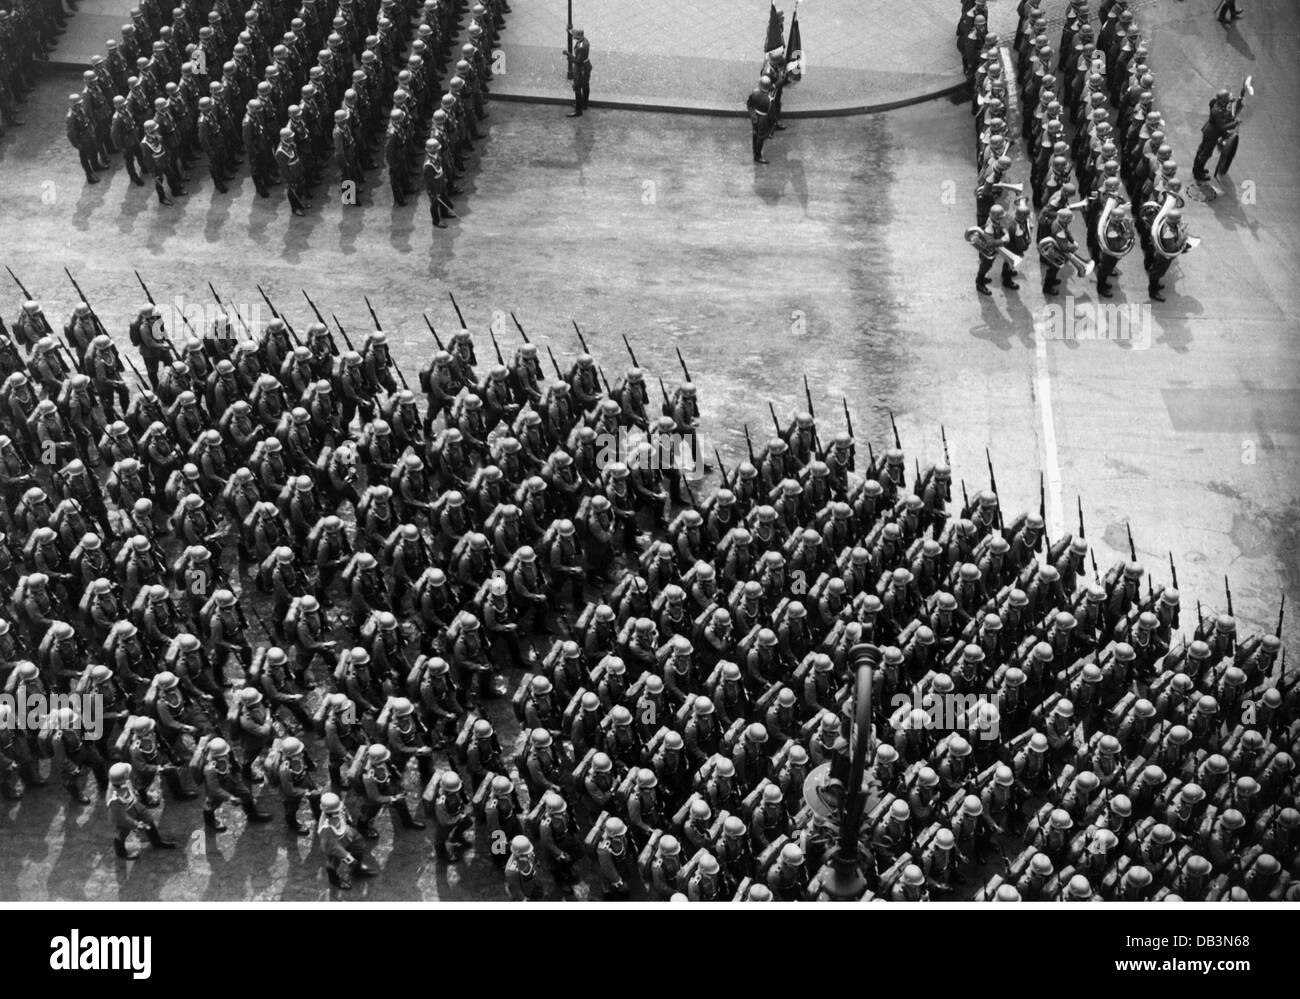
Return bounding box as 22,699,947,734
358,816,380,840
145,823,177,848
309,794,323,821
114,832,139,859
203,807,227,832
285,800,310,835
327,865,351,890
242,798,273,822
1,774,22,800
394,799,426,830
329,762,344,789
66,780,92,805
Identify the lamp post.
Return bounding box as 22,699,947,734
806,644,880,901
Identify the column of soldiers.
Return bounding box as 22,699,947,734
961,0,1192,302
0,280,1295,900
2,0,67,139
71,0,504,224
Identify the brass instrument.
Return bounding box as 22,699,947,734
993,182,1024,194
965,226,1024,272
1152,216,1199,259
1139,188,1184,230
1096,195,1136,258
1037,236,1095,277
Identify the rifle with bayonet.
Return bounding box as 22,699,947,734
331,314,355,352
423,314,446,352
714,449,729,490
510,312,530,343
258,285,302,346
572,320,590,355
449,292,467,329
843,398,857,472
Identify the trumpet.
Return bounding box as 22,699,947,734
993,182,1024,194
965,226,1025,272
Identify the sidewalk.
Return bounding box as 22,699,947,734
47,0,134,70
488,0,1015,115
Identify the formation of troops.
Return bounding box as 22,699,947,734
62,0,504,227
962,0,1204,301
0,0,71,137
0,275,1294,902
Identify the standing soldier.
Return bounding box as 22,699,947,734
386,107,410,206
67,93,104,184
274,126,310,216
974,204,1011,295
1192,88,1238,183
564,27,591,117
334,108,363,194
747,76,774,164
762,46,789,131
243,98,275,198
111,94,146,187
197,96,232,193
142,119,185,205
422,138,452,229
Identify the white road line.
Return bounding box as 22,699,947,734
1035,330,1065,539
1000,46,1017,104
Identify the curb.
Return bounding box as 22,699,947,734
487,81,968,118
46,58,967,116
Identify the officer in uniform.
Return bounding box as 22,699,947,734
1193,88,1238,182
564,27,591,117
747,76,774,164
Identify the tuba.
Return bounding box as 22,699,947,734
1139,187,1184,231
1037,235,1095,277
1153,215,1199,259
1097,195,1136,258
965,226,1024,272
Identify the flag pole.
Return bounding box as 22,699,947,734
566,0,574,80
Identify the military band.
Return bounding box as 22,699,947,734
963,0,1204,302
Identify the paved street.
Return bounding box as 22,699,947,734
0,0,1296,901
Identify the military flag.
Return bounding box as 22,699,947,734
764,2,785,54
786,4,803,82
